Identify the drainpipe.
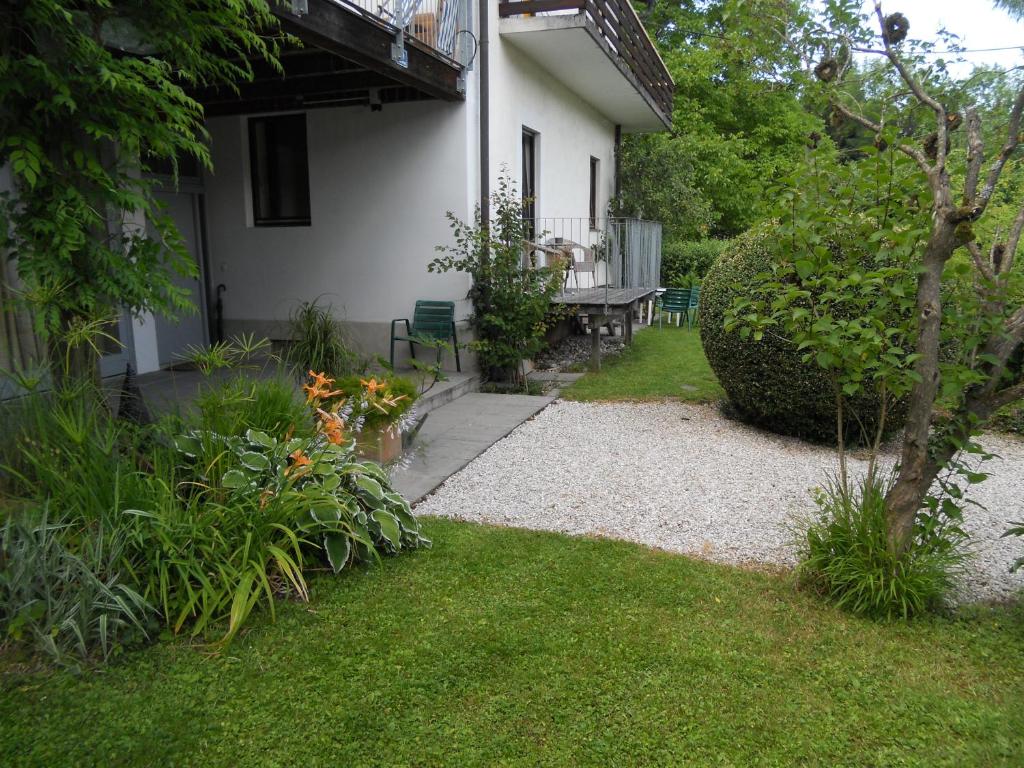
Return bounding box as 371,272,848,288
478,0,490,228
613,123,622,205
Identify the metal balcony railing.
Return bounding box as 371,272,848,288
335,0,473,65
498,0,673,119
525,217,662,301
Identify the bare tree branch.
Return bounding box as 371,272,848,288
1007,304,1024,339
831,101,932,174
965,241,994,281
1003,193,1024,275
977,85,1024,211
873,3,945,115
963,108,984,204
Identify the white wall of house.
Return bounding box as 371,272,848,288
489,24,617,224
149,0,630,370
203,98,476,364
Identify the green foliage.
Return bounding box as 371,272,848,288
430,174,564,387
1003,521,1024,573
0,0,283,376
622,0,822,238
612,134,715,240
799,472,967,619
179,334,272,377
701,222,909,443
192,374,310,440
660,239,732,287
0,505,154,666
0,373,427,660
990,402,1024,434
720,145,924,445
283,298,362,378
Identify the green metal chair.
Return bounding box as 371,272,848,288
658,287,691,328
686,284,701,329
390,300,461,372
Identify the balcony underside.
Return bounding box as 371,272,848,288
500,13,671,133
196,0,464,116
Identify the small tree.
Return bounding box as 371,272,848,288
735,2,1024,551
429,174,564,389
0,0,283,381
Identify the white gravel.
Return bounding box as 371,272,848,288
415,400,1024,604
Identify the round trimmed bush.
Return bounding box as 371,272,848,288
698,226,904,444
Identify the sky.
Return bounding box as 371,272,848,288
861,1,1024,75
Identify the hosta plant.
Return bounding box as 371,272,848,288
175,372,429,573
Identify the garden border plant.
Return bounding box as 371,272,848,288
0,365,429,665
429,172,566,390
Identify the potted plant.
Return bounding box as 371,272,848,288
310,373,417,463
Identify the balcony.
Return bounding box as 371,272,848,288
196,0,472,116
498,0,673,132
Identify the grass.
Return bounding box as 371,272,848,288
563,324,724,402
2,519,1022,767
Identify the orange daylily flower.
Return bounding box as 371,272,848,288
317,408,346,445
360,377,384,395
286,448,312,477
303,370,342,404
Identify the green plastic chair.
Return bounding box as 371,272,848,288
686,284,701,329
658,288,691,328
390,300,461,371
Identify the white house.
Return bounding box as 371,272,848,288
1,0,673,379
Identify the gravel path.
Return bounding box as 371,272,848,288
415,400,1024,604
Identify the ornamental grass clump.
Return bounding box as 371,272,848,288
798,472,967,619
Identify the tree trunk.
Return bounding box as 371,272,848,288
884,215,957,549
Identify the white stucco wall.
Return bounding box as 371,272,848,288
489,12,617,224
204,98,476,338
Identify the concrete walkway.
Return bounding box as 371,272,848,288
392,392,554,503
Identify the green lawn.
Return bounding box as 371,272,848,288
563,325,724,402
3,519,1022,767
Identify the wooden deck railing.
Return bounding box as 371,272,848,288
498,0,674,121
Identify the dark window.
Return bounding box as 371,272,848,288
522,127,537,241
148,152,201,179
589,156,599,230
249,114,311,227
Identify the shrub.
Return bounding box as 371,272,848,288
700,226,906,443
660,239,731,287
430,173,565,388
0,374,428,660
798,473,967,619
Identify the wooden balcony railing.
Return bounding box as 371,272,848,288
498,0,674,122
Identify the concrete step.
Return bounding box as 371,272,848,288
411,372,480,418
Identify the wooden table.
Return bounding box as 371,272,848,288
550,287,658,371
